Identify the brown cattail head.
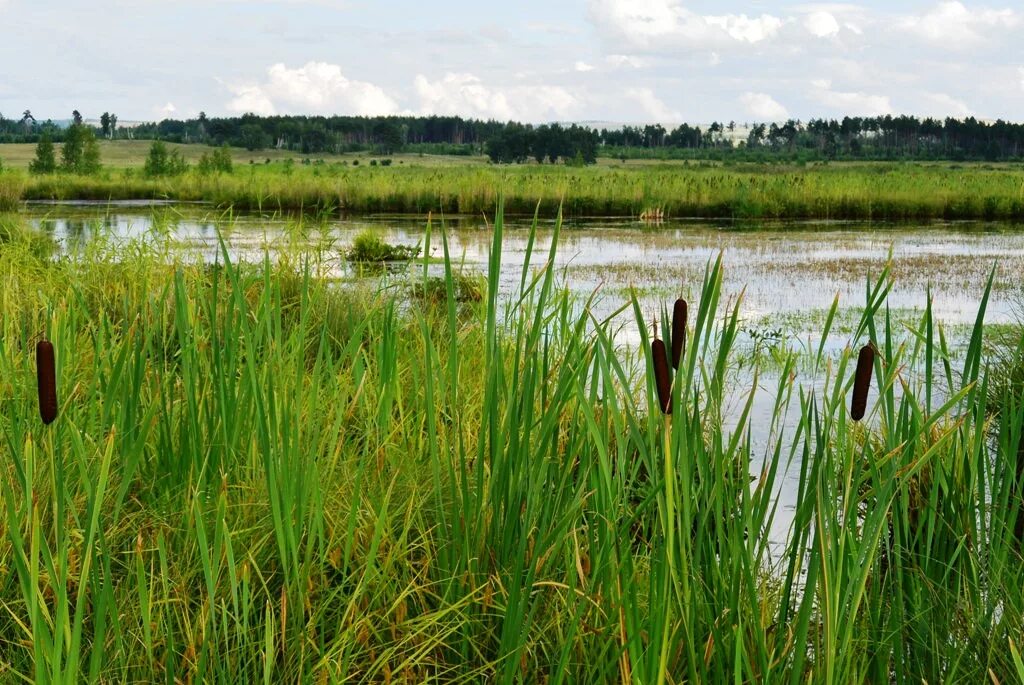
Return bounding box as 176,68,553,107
671,298,687,370
36,340,58,425
851,344,874,422
652,339,673,415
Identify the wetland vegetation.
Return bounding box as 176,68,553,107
1,155,1024,220
2,206,1024,682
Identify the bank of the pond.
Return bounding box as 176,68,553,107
3,161,1024,219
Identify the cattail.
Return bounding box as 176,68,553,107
36,340,58,425
652,339,672,415
671,298,687,370
851,344,874,421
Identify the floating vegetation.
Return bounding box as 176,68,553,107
345,230,422,263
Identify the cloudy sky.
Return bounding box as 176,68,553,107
1,0,1021,124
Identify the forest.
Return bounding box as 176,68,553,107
4,109,1024,163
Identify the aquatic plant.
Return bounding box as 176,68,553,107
0,209,1020,682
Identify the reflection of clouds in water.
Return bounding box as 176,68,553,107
28,209,1023,335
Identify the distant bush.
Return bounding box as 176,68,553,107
345,231,421,263
197,145,234,175
380,159,393,167
29,132,57,174
143,141,188,177
60,124,101,175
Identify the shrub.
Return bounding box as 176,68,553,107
345,231,421,263
60,124,101,175
143,141,188,177
29,132,57,174
197,144,234,175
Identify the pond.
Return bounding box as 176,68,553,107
29,205,1024,341
26,205,1024,545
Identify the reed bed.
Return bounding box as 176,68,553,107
0,208,1023,683
2,162,1024,219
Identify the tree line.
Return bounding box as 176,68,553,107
4,109,1024,162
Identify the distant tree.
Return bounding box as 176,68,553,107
746,123,767,148
239,124,267,151
21,110,35,133
29,132,57,174
100,112,111,139
196,111,208,141
61,124,101,174
72,110,83,126
372,120,405,155
110,113,118,139
143,140,187,176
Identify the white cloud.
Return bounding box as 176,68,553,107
704,13,783,43
811,81,892,116
574,61,595,72
606,54,645,69
413,72,578,121
900,1,1020,48
226,61,399,116
1019,67,1024,91
740,92,788,120
156,102,177,118
804,11,840,37
625,87,680,121
589,0,784,50
919,92,974,117
225,86,275,116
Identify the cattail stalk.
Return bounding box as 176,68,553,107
851,344,874,421
36,340,58,425
671,299,687,370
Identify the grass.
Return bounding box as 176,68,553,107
1,206,1023,682
0,154,1023,219
0,141,485,170
345,231,422,263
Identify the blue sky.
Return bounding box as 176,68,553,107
1,0,1021,123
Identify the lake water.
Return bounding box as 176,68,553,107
29,205,1024,334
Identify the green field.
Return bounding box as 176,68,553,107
2,143,1024,220
0,140,491,170
2,211,1024,682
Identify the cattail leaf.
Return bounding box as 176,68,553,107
36,339,58,425
671,298,687,370
652,339,672,415
851,344,874,421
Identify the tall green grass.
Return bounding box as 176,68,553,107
4,162,1024,219
0,208,1022,682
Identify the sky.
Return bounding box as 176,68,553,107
1,0,1022,124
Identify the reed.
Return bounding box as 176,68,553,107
0,208,1021,682
2,161,1024,219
